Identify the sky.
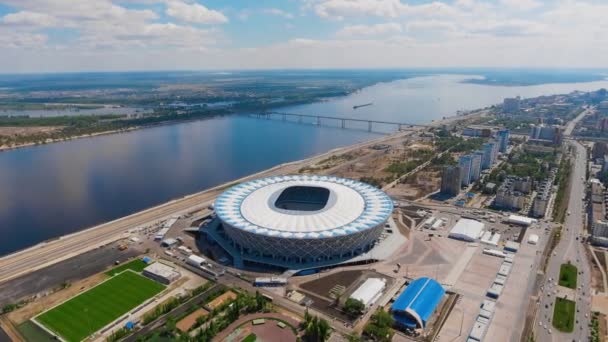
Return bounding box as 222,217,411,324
0,0,607,73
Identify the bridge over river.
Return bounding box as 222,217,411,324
248,111,428,133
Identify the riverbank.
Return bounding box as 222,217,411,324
0,113,232,152
0,105,487,285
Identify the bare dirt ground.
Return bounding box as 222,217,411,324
176,308,209,332
0,242,140,308
298,134,436,186
388,169,442,201
588,248,606,294
0,126,62,136
207,291,237,310
7,272,108,324
299,270,363,300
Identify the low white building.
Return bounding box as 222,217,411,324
349,278,386,306
449,219,485,242
527,234,539,245
481,232,500,247
504,241,520,252
187,254,206,268
506,215,536,226
143,262,180,285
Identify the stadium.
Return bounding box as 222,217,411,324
213,175,393,269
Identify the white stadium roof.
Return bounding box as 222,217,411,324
449,218,485,242
215,175,393,239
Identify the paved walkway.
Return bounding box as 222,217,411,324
212,312,300,342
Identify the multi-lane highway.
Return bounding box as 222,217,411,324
536,118,593,341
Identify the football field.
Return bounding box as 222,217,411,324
36,271,165,342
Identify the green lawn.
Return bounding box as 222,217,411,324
552,297,576,333
105,258,148,276
242,333,257,342
558,263,578,289
36,271,165,342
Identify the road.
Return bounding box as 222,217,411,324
564,106,593,136
535,139,592,340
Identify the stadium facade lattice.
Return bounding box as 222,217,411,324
213,175,393,269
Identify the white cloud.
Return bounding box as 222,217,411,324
262,8,294,19
165,0,228,24
1,0,608,71
312,0,464,20
0,30,47,48
336,22,402,37
0,0,224,52
0,11,60,27
500,0,543,11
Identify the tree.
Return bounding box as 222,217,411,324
343,298,365,318
161,317,177,337
364,309,394,342
346,334,364,342
302,310,331,342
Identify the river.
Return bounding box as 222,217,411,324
1,74,608,256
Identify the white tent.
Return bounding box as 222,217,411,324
349,278,386,306
449,219,485,242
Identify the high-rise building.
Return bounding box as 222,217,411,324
530,125,542,139
532,179,552,218
497,129,509,153
440,166,461,196
482,142,497,169
592,142,608,160
529,124,563,145
470,153,482,182
494,176,531,210
459,155,473,186
503,97,521,113
597,117,608,132
602,155,608,173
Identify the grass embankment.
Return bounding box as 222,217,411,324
558,263,578,289
36,271,165,342
105,258,148,276
552,297,576,333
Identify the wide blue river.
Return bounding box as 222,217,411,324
1,74,608,256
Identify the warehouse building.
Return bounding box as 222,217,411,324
391,277,445,329
143,262,180,285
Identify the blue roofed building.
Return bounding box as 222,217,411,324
391,277,445,329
